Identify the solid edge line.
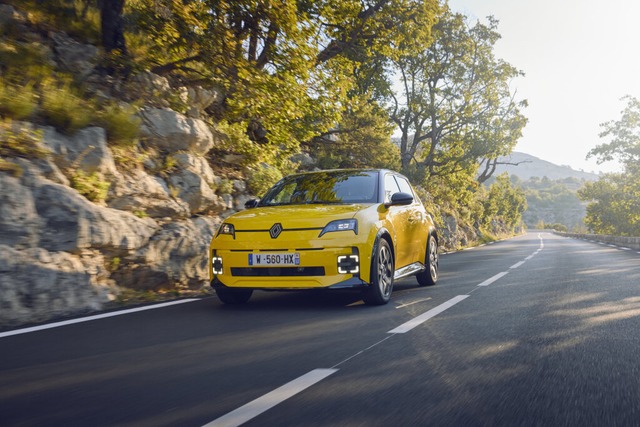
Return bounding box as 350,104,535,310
0,299,200,339
203,369,338,427
477,271,509,287
388,295,469,334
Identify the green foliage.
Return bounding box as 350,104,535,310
215,179,234,196
389,8,526,177
0,80,37,120
4,0,101,44
306,95,400,170
40,79,94,134
481,173,527,231
588,96,640,168
70,170,110,202
578,168,640,236
247,164,283,196
98,102,141,147
581,96,640,236
0,120,47,158
0,158,23,177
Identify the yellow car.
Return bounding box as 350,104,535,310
209,169,438,305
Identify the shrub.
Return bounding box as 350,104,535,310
40,80,93,134
0,119,47,158
70,170,110,202
98,102,141,147
0,80,37,120
0,158,23,177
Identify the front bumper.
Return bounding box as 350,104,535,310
210,246,368,290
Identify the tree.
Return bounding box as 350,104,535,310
99,0,127,54
481,173,527,231
580,96,640,235
388,9,526,177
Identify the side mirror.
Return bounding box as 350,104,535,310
385,192,413,207
244,199,260,209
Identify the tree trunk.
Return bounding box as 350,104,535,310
100,0,127,54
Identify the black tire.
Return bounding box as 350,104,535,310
417,235,438,286
215,287,253,304
362,239,394,305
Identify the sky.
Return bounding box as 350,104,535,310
448,0,640,174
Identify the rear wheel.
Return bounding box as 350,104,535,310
362,239,394,305
417,235,438,286
215,287,253,304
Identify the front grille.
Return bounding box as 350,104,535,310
231,267,326,277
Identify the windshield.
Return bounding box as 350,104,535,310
259,171,379,206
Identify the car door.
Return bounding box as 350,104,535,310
394,175,428,263
384,173,413,269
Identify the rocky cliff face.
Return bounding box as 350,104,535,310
0,5,253,326
0,115,241,326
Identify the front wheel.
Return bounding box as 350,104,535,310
215,287,253,304
362,239,394,305
417,235,438,286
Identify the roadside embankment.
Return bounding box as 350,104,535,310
554,232,640,250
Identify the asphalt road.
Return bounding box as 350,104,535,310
2,231,640,426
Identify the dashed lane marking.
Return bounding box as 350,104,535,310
477,271,509,287
388,295,470,334
203,369,338,427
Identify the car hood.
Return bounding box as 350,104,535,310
226,204,371,230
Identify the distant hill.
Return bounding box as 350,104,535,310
493,152,599,181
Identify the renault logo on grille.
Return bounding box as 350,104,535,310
269,223,283,239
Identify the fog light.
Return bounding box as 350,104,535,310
212,256,223,275
337,255,359,274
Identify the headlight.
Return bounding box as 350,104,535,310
217,223,235,239
319,219,358,237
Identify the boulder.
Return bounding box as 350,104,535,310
184,86,223,118
138,108,218,155
112,217,221,290
167,153,226,214
0,173,41,248
168,169,222,215
108,169,190,219
33,179,159,254
40,126,118,176
50,31,98,79
0,245,110,327
0,4,26,26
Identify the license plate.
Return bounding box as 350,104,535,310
248,253,300,266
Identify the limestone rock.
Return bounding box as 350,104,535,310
167,153,226,214
0,245,110,327
40,126,118,176
108,169,190,219
33,179,158,254
139,108,218,155
113,217,221,290
0,173,41,248
50,32,98,79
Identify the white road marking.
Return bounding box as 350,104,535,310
477,271,509,287
608,245,617,248
621,247,632,251
203,369,338,427
388,295,469,334
510,261,525,269
525,255,535,261
0,299,200,339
